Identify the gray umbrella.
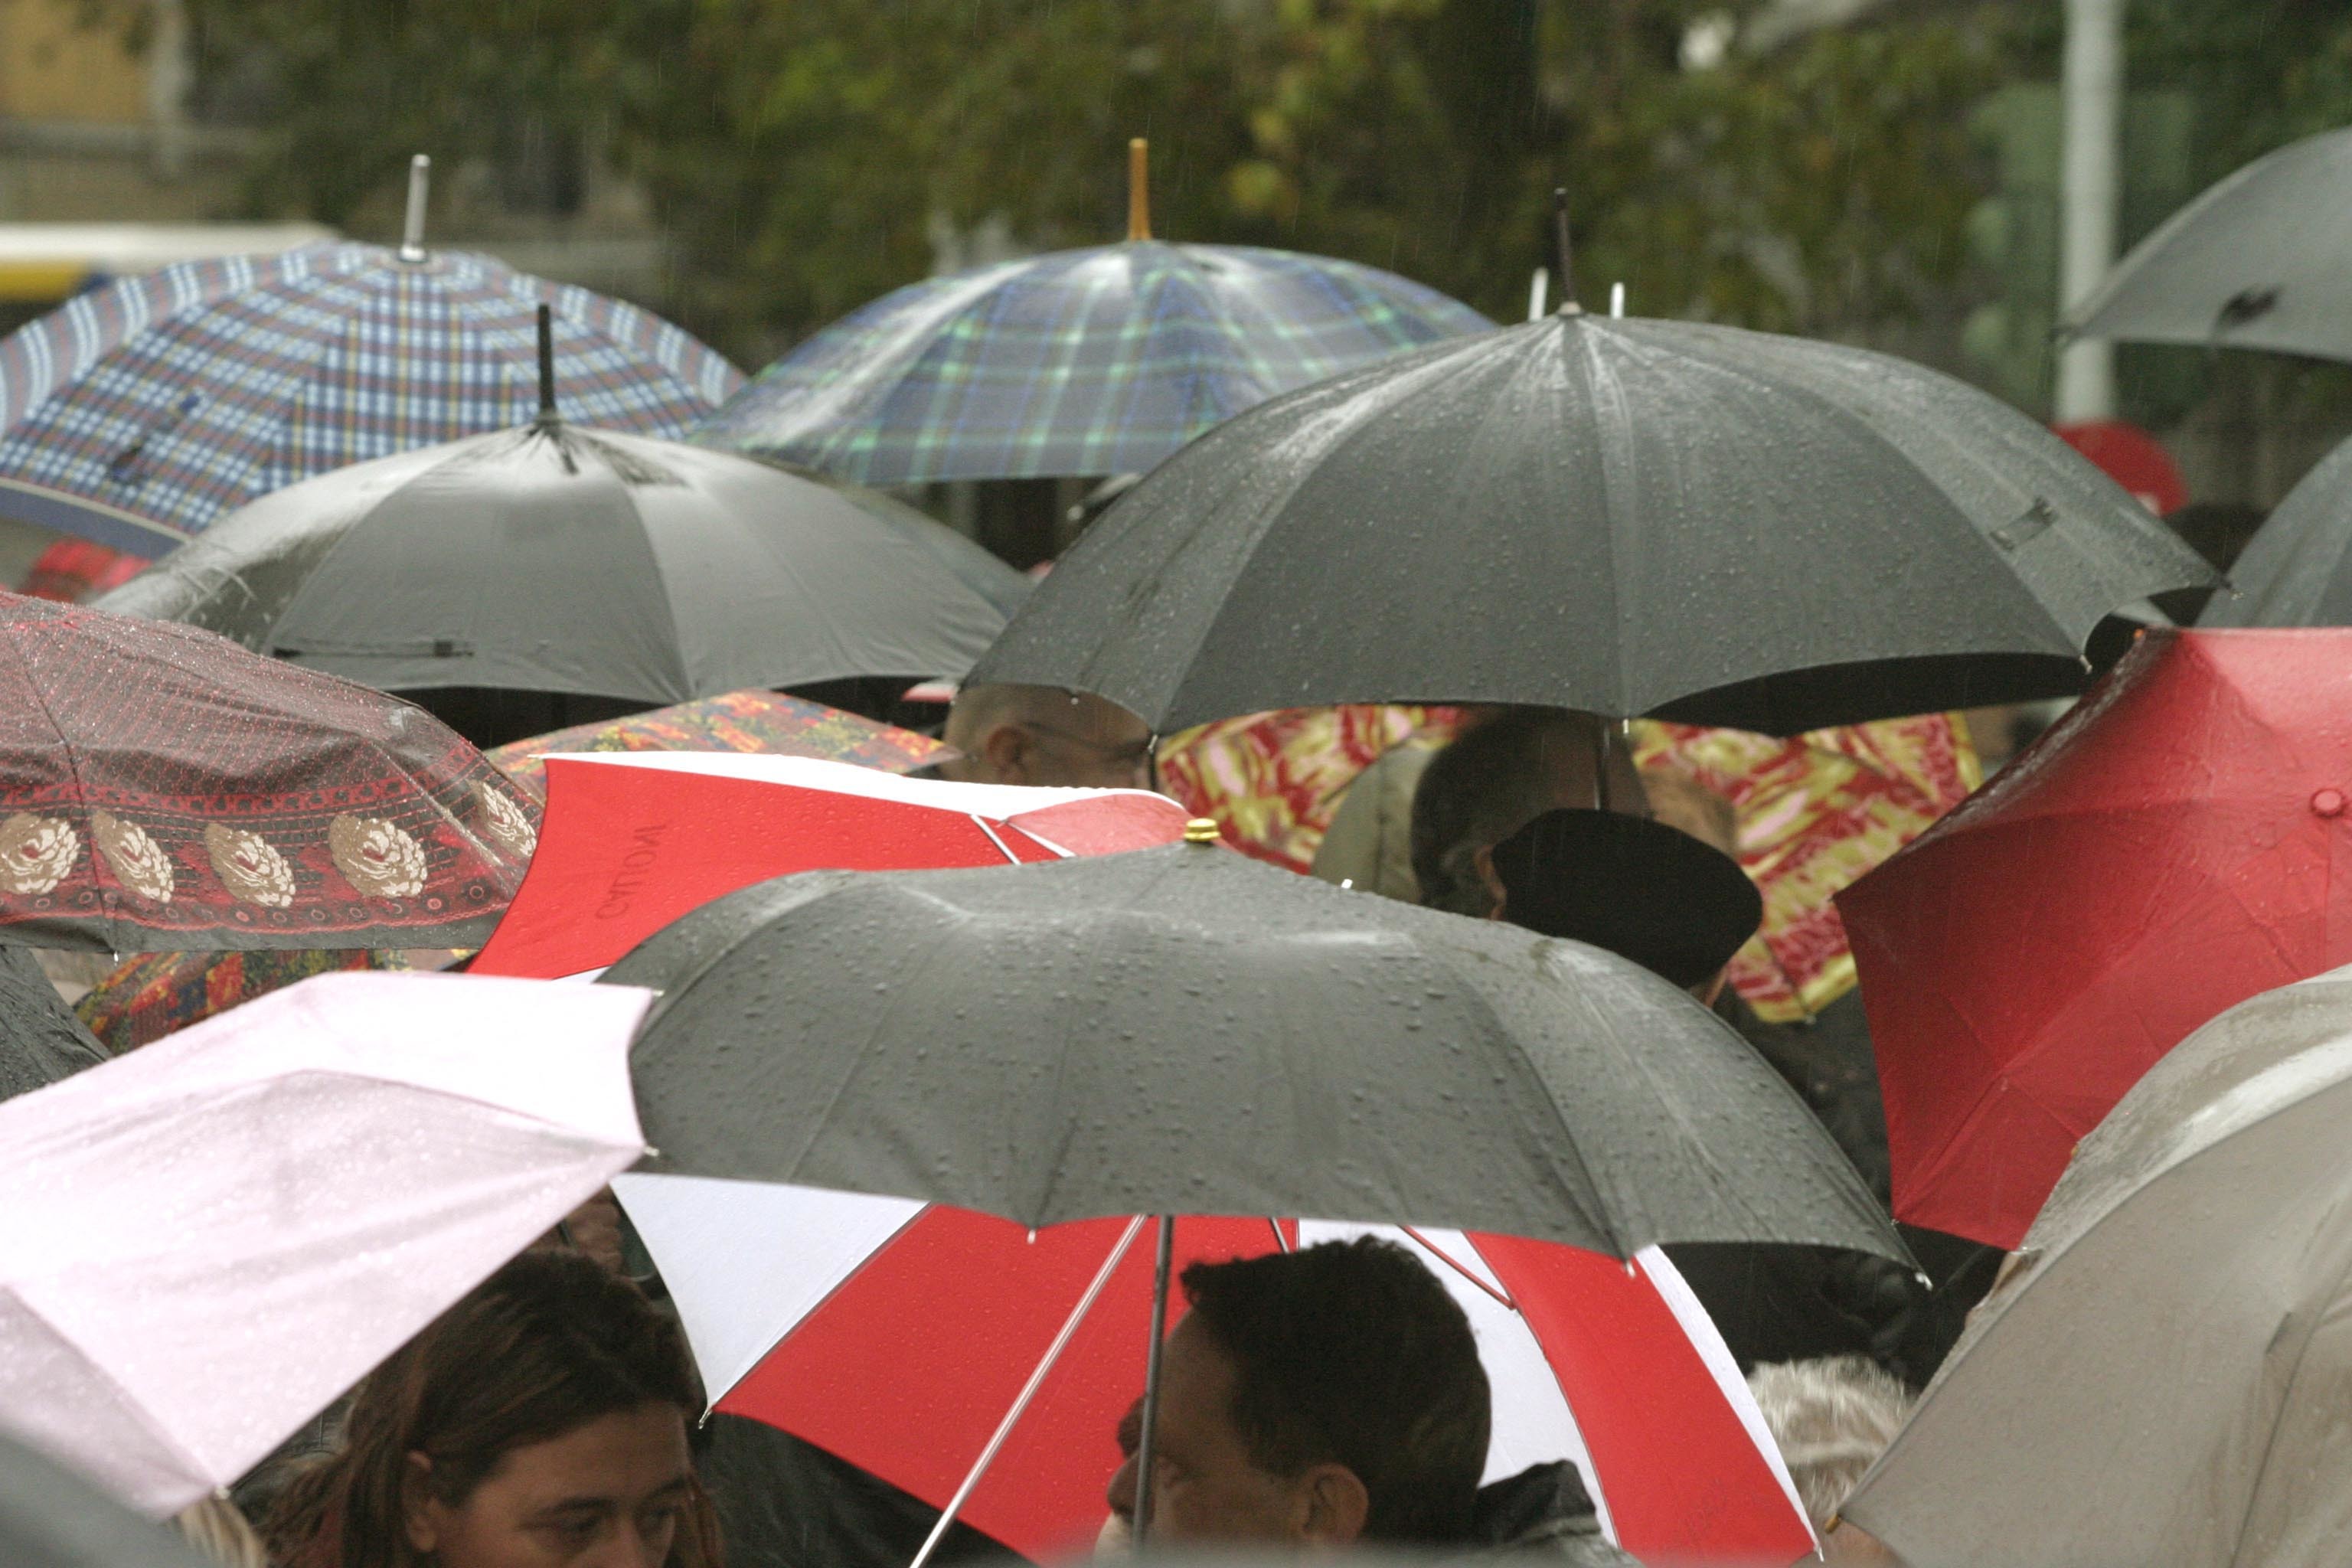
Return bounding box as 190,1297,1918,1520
2065,126,2352,361
2197,429,2352,626
969,310,2215,737
100,314,1027,707
0,949,106,1100
608,838,1903,1264
0,1433,209,1568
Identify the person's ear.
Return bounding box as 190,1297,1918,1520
979,724,1034,787
1472,844,1507,919
1692,969,1730,1008
1293,1462,1370,1547
401,1452,439,1553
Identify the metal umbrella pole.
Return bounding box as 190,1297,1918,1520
1130,1214,1178,1547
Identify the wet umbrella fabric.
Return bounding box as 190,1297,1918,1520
616,1176,1815,1565
1844,967,2352,1568
471,753,1191,980
693,241,1489,485
0,972,652,1515
609,842,1904,1263
1837,627,2352,1249
2198,428,2352,627
97,417,1029,707
0,949,107,1096
0,242,740,552
969,311,2216,737
0,593,536,952
2063,126,2352,363
0,1434,209,1568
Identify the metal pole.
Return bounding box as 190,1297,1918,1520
536,304,557,421
1551,188,1579,312
399,154,432,263
2056,0,2123,420
1527,267,1549,322
1130,1214,1178,1548
1128,138,1152,243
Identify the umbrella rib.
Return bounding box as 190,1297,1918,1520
2221,1230,2352,1566
0,1282,220,1491
1397,1225,1517,1310
4,615,111,948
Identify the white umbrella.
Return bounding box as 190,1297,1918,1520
0,970,652,1515
1844,965,2352,1568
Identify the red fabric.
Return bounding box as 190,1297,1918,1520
471,762,1189,978
16,539,141,603
1838,628,2352,1246
2053,420,2188,515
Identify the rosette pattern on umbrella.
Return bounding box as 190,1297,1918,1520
0,242,739,550
0,593,537,952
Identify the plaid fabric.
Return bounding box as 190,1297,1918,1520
694,241,1490,484
0,243,741,545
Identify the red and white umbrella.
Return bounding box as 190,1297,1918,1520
615,1175,1815,1566
471,754,1193,979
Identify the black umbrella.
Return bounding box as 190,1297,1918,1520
0,1433,209,1568
969,308,2216,736
2197,430,2352,626
100,309,1028,714
0,949,106,1099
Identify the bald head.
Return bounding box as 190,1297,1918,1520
940,682,1155,789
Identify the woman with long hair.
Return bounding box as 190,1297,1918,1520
266,1250,720,1568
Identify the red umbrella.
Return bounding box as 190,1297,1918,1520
615,1178,1816,1566
470,754,1193,978
1837,627,2352,1247
0,592,534,952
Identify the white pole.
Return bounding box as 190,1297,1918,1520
399,155,431,263
2056,0,2123,421
1527,267,1549,322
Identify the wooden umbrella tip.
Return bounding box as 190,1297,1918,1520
1128,138,1152,243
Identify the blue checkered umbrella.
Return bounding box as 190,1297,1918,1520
0,242,741,554
692,240,1491,485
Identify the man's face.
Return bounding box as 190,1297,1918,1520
1103,1317,1315,1546
1009,693,1155,790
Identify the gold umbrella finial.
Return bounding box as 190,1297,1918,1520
1182,818,1221,844
1128,138,1152,243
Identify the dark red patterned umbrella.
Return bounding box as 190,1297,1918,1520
0,592,536,952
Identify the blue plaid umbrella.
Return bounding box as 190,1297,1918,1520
0,242,742,554
692,240,1491,485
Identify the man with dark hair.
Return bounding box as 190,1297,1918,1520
1408,709,1647,917
1104,1238,1625,1560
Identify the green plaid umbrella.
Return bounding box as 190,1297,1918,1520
693,240,1491,485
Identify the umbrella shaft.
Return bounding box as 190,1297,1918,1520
1131,1214,1178,1549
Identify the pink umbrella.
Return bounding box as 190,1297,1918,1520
0,971,651,1514
616,1176,1815,1566
470,754,1193,979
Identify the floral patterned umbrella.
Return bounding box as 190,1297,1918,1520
73,947,407,1056
0,592,536,952
484,688,949,798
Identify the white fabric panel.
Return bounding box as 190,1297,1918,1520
543,750,1171,822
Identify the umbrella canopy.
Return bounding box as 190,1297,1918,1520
968,310,2216,737
71,948,404,1057
0,1434,209,1568
692,242,1489,485
617,1176,1815,1566
2063,126,2352,362
97,413,1029,707
0,949,106,1096
0,971,651,1515
472,753,1191,980
483,687,949,795
2198,427,2352,627
1843,967,2352,1568
0,241,740,552
1836,626,2352,1248
0,593,536,953
609,841,1904,1263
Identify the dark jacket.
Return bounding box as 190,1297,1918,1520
1466,1462,1636,1564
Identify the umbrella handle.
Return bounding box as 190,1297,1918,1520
1130,1214,1177,1548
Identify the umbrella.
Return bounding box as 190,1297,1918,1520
482,687,950,796
470,753,1191,979
1835,626,2352,1249
616,1176,1816,1565
0,1433,209,1568
0,592,536,952
0,970,651,1515
966,308,2216,737
2063,125,2352,362
691,141,1488,485
0,237,739,552
0,948,106,1096
99,312,1028,708
2197,427,2352,628
71,947,405,1057
1841,966,2352,1568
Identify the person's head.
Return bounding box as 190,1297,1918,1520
939,682,1154,789
1410,707,1648,917
1746,1356,1913,1563
1105,1237,1489,1550
266,1250,712,1568
175,1496,270,1568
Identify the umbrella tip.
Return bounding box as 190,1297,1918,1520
1182,817,1221,844
1550,186,1578,310
399,153,431,263
1129,137,1152,243
534,303,557,423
